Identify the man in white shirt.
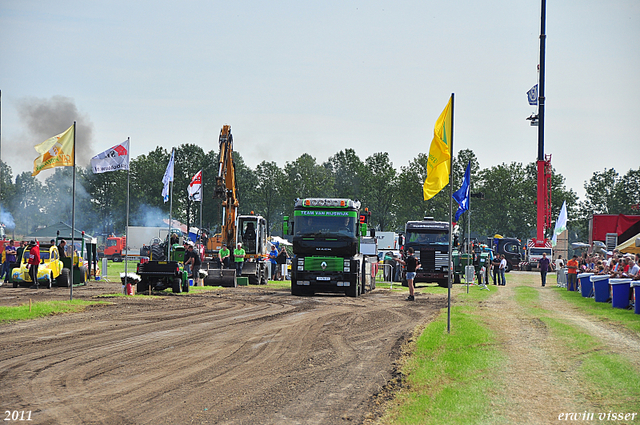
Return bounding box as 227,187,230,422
499,254,507,286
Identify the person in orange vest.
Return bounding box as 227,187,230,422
566,254,579,291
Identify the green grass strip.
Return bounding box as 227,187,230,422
384,291,503,425
0,300,108,323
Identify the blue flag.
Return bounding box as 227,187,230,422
162,149,175,203
452,161,471,221
527,84,538,106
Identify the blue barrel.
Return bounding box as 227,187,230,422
577,273,593,293
593,275,611,303
587,275,609,298
633,283,640,315
610,278,631,309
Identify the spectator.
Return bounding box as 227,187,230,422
234,243,246,276
383,251,395,282
185,244,201,285
394,252,405,282
218,243,231,269
3,240,17,284
276,246,288,280
624,257,639,279
404,247,420,301
539,252,550,287
57,239,67,259
566,255,579,291
491,254,501,285
27,240,40,289
16,241,27,264
269,244,278,280
499,254,507,286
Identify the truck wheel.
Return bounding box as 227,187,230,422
454,273,461,284
182,279,189,293
113,254,122,262
506,263,512,273
401,278,408,287
57,268,71,287
172,278,182,293
249,275,259,285
438,279,449,288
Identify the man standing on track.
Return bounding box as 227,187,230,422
499,254,507,286
539,252,551,287
404,247,420,301
234,243,246,276
566,255,579,291
28,240,40,289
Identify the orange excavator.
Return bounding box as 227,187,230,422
203,125,269,286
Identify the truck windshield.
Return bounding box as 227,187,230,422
295,215,357,237
106,239,117,247
530,248,552,255
406,231,448,245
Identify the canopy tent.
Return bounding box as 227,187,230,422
616,233,640,254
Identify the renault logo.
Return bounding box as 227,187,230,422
321,261,327,270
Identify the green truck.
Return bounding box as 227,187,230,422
284,198,377,297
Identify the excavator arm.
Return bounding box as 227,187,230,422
214,125,239,249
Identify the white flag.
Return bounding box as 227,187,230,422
91,139,130,174
188,170,202,201
552,201,568,247
162,149,175,203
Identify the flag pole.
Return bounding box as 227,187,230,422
70,121,76,301
168,148,174,259
199,169,203,241
124,137,130,293
467,177,471,293
447,93,455,334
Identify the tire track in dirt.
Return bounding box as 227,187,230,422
0,287,445,425
481,273,640,425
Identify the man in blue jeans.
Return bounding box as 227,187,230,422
499,254,507,286
539,252,551,287
404,247,421,301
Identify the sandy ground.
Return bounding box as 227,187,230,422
0,281,445,425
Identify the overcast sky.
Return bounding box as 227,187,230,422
1,0,638,200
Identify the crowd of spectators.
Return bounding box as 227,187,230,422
576,250,640,280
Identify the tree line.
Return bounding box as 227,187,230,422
0,145,638,245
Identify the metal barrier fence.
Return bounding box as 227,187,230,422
375,264,394,283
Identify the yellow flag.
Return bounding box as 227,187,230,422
32,123,75,176
423,98,452,200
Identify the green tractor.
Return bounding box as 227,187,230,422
136,241,189,294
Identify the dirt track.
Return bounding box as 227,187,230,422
0,283,445,425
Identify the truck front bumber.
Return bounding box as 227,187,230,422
293,256,357,289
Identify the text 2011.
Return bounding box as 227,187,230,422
4,411,32,421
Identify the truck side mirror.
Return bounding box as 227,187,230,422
370,229,376,238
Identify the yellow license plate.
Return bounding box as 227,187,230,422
158,261,167,264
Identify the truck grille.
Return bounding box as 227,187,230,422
417,250,448,271
304,257,343,272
